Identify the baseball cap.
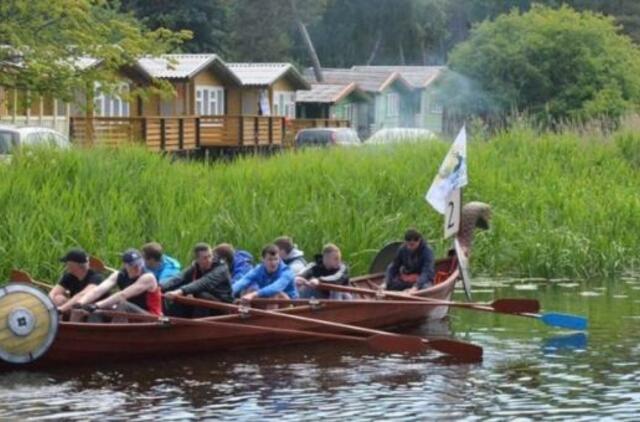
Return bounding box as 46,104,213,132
60,248,89,264
121,248,143,265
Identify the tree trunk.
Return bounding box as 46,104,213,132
289,0,323,82
366,30,383,65
398,41,406,65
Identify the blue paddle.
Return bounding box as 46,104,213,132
525,312,588,330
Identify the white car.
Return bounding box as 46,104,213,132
0,125,71,159
366,128,438,145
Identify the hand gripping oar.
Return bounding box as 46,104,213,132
86,309,421,354
169,295,483,362
314,283,541,315
316,283,587,330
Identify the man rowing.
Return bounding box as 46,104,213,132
76,248,162,317
50,248,105,314
384,229,435,293
274,236,307,275
232,244,298,300
141,242,181,287
162,243,233,317
295,243,350,299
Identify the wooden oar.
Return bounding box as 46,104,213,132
168,294,483,362
87,309,423,354
316,283,587,330
251,297,539,314
10,269,54,291
313,283,540,314
92,256,483,360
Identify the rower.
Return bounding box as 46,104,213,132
50,248,105,314
213,243,254,285
274,236,307,275
384,229,435,293
75,248,162,319
295,243,350,299
141,242,181,287
163,243,233,317
232,244,298,300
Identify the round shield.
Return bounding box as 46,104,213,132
0,283,59,364
369,241,403,274
454,238,472,301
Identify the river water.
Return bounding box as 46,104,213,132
0,276,638,420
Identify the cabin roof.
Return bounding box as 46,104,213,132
228,63,310,90
307,68,413,93
351,66,445,88
137,54,240,85
296,82,370,103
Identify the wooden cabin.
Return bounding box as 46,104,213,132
296,83,371,134
301,66,446,137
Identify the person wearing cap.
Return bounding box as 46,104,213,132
232,244,298,301
77,248,162,316
384,228,435,292
141,242,182,287
163,243,233,317
50,248,105,314
274,236,307,275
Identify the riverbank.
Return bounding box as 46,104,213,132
1,127,638,281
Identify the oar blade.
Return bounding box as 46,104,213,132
368,334,428,354
492,299,540,314
10,269,33,283
540,313,588,330
427,338,483,362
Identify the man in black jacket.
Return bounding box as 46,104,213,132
163,243,233,317
384,229,435,293
295,243,350,299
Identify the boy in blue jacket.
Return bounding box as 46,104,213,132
232,244,298,300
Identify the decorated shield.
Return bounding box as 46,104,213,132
0,283,59,364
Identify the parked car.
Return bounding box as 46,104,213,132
294,128,361,148
0,125,71,159
366,128,438,145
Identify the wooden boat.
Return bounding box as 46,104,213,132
0,257,459,368
0,204,490,368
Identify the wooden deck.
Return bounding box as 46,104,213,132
69,116,350,152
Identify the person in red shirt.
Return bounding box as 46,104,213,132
77,249,162,317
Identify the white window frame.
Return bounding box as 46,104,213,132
94,82,130,117
195,85,224,116
273,90,296,118
429,101,443,114
386,92,399,117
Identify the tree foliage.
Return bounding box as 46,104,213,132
443,6,640,124
0,0,188,103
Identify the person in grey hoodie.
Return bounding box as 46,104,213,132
274,236,307,275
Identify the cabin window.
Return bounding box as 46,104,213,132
195,86,224,115
273,91,296,118
386,92,399,117
429,101,443,114
94,83,130,117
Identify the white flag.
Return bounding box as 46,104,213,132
425,126,468,214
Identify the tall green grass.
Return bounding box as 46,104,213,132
0,128,638,283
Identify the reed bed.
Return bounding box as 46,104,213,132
1,127,638,283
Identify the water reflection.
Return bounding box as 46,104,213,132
0,277,639,420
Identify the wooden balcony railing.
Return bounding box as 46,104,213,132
69,115,349,152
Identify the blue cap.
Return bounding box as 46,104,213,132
121,248,143,264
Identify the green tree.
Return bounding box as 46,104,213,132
443,5,640,125
120,0,230,54
0,0,188,105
